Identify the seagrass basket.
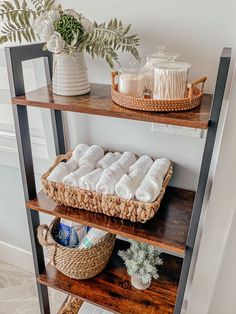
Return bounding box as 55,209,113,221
37,218,116,279
41,150,173,223
111,71,207,112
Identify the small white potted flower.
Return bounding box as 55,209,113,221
118,241,163,290
0,0,140,96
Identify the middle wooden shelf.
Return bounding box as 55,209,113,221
27,186,194,257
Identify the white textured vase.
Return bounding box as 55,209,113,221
131,275,151,290
52,52,90,96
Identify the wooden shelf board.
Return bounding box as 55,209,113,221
27,187,195,257
12,84,212,129
38,240,182,314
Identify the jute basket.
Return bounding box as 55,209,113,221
111,71,207,112
37,218,116,279
41,151,173,223
58,296,83,314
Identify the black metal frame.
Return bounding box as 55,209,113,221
5,43,66,314
174,48,231,313
5,43,231,314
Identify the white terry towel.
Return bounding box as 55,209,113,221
96,152,121,169
62,166,92,187
118,152,136,172
65,159,78,173
71,143,89,162
96,152,136,195
47,162,68,182
79,145,104,169
135,158,171,203
115,155,153,199
79,168,103,191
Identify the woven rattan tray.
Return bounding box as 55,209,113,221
41,150,173,223
37,218,116,279
111,71,207,112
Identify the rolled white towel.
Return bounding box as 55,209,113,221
47,162,68,183
115,155,153,199
148,158,170,181
96,164,123,195
71,144,89,162
135,158,171,202
79,145,104,169
62,166,92,187
96,152,136,195
118,152,136,171
79,168,103,191
96,152,121,169
65,159,78,173
128,155,153,174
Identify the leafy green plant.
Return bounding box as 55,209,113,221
118,241,163,284
0,0,140,67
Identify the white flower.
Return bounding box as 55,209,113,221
47,32,65,54
33,14,54,41
47,10,60,23
80,16,94,32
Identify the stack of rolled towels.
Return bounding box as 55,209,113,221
47,144,171,203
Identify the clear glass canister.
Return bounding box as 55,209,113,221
153,57,191,100
144,46,170,97
118,65,145,98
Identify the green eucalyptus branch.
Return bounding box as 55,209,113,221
0,2,140,67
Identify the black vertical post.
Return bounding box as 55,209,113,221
42,53,66,155
174,48,231,313
5,43,54,314
50,109,66,155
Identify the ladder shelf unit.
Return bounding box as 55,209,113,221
5,43,231,314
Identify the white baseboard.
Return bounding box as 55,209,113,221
0,241,34,273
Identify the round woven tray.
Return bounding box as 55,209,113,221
41,150,173,223
111,71,207,112
37,218,116,279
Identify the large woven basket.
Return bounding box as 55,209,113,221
111,71,207,112
37,218,116,279
41,151,173,223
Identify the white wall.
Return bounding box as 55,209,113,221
0,0,236,313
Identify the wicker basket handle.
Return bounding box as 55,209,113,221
37,224,57,266
111,71,119,89
47,152,74,175
37,224,50,246
187,76,207,99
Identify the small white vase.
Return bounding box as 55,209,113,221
131,275,151,290
52,51,90,96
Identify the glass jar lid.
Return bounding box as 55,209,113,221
153,54,191,71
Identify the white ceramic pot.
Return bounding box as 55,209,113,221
52,52,90,96
131,275,151,290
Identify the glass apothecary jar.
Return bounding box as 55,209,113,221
118,65,145,98
153,56,191,100
144,46,170,97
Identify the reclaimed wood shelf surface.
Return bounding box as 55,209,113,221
38,240,182,314
27,187,194,257
12,84,212,129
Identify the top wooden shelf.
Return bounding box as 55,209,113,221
12,84,212,129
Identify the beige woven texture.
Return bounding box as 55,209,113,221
58,296,83,314
37,218,116,280
111,71,207,112
41,151,173,223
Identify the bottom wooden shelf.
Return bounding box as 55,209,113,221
38,240,182,314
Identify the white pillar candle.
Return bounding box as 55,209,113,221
118,73,145,98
